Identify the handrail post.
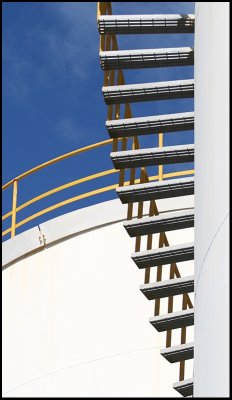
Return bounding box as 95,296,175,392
11,179,18,238
158,133,163,181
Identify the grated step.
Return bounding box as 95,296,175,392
102,79,194,105
124,210,194,237
117,177,194,204
106,112,194,138
100,47,194,70
132,242,194,269
149,308,194,332
98,14,195,35
173,378,194,397
140,275,194,300
161,342,194,363
111,144,194,169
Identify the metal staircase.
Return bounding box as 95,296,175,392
98,2,194,397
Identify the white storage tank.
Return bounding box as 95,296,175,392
3,197,194,397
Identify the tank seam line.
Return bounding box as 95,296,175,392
195,211,229,296
3,345,162,395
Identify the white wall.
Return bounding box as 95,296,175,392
195,2,229,397
3,198,194,397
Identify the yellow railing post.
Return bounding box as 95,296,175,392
158,133,164,181
11,179,18,238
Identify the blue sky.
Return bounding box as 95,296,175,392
2,2,194,239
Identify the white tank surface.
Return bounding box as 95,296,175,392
195,2,229,397
3,197,194,397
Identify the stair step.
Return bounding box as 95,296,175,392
98,14,195,35
149,308,194,332
106,112,194,138
100,47,194,70
173,378,194,397
161,342,194,363
140,276,194,300
132,242,194,269
117,177,194,204
102,79,194,105
111,144,194,169
124,210,194,237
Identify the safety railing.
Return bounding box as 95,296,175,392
2,137,193,240
97,1,194,384
2,139,116,239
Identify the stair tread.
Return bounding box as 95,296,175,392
133,242,194,256
98,15,194,34
111,144,194,169
140,275,194,300
124,209,194,237
103,79,194,92
132,242,194,269
101,46,193,56
100,47,194,70
161,342,194,363
173,378,194,397
98,14,195,20
102,79,194,104
106,111,194,138
117,177,194,204
117,176,194,192
149,308,194,331
106,111,194,126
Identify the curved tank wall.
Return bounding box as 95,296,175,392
195,2,229,397
3,197,194,397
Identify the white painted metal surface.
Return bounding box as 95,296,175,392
2,197,194,268
2,226,43,267
2,198,194,397
195,2,229,397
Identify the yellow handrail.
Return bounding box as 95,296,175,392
2,168,118,221
2,168,194,238
2,138,114,190
2,138,119,238
2,183,119,237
